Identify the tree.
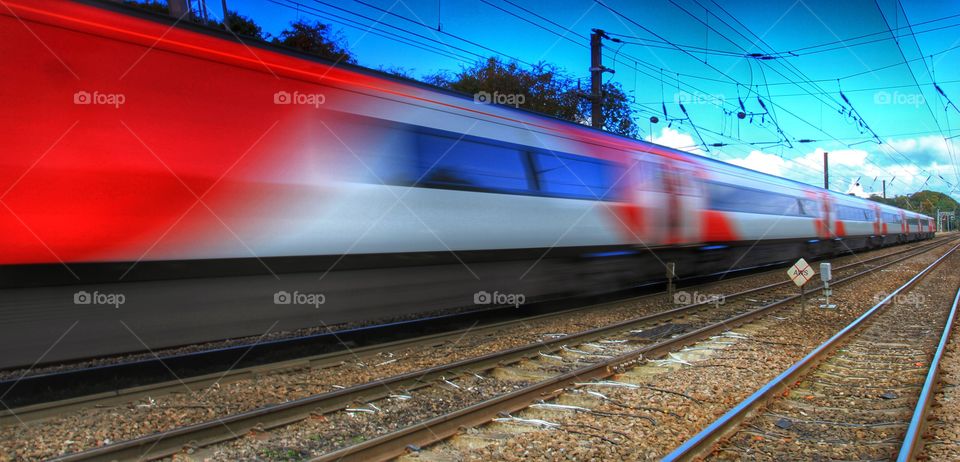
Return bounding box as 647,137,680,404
427,58,580,122
221,11,265,40
273,20,355,64
123,0,171,15
427,57,638,137
578,82,638,138
378,65,417,80
123,2,265,40
869,190,959,216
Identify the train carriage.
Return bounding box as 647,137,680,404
0,0,934,368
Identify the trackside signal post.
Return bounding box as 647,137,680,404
819,262,836,309
788,258,814,314
666,262,676,300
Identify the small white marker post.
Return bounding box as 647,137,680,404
788,258,815,315
666,262,676,300
819,262,836,309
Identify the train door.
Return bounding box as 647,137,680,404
662,159,704,244
819,192,835,238
620,155,704,246
616,155,665,246
871,204,881,236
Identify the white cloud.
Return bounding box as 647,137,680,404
845,178,871,198
644,128,958,198
645,127,704,154
727,151,788,177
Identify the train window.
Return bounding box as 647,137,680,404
705,182,804,216
416,134,532,194
633,160,663,192
836,205,873,222
783,200,803,216
533,151,623,201
799,199,820,217
882,212,901,223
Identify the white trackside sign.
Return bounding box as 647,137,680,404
788,258,814,287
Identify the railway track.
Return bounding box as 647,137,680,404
663,242,960,461
0,259,804,409
4,238,947,415
33,238,953,461
7,238,919,409
309,239,958,462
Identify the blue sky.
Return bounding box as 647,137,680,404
201,0,960,200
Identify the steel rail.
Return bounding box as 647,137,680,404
310,240,960,462
11,241,936,427
14,236,931,414
896,286,960,461
662,242,960,462
46,238,954,462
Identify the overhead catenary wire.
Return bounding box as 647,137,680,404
484,0,895,190
873,0,959,186
264,0,955,196
684,0,950,191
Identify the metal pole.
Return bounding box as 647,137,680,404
168,0,190,19
883,179,887,199
800,283,806,316
823,151,829,190
590,29,604,129
666,262,676,301
221,0,230,30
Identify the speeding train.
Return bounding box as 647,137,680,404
0,0,934,368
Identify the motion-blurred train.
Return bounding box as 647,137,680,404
0,0,934,368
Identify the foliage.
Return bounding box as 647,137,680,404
377,65,417,80
869,190,959,216
220,11,265,40
123,0,169,15
427,57,638,137
272,20,356,64
123,2,262,39
578,81,638,138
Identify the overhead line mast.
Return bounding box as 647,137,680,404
589,29,619,129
